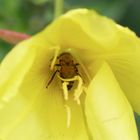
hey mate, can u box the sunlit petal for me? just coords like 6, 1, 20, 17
39, 8, 140, 115
0, 8, 140, 140
85, 62, 138, 140
0, 36, 89, 139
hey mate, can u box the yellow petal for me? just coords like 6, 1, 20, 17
37, 9, 140, 115
85, 62, 138, 140
0, 8, 140, 140
0, 37, 89, 139
106, 26, 140, 114
40, 9, 118, 56
0, 42, 35, 105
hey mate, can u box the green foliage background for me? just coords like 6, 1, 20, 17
1, 0, 140, 58
0, 0, 140, 138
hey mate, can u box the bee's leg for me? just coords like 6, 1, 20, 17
55, 64, 61, 66
75, 65, 83, 78
75, 63, 79, 66
46, 70, 59, 88
50, 46, 60, 70
62, 81, 69, 100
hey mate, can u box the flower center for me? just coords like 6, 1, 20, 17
48, 47, 85, 127
57, 75, 83, 104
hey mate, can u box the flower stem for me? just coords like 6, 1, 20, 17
54, 0, 64, 19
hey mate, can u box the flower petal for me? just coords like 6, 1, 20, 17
0, 36, 89, 139
39, 9, 140, 115
106, 26, 140, 115
41, 9, 118, 55
0, 41, 35, 105
28, 9, 140, 134
85, 62, 138, 140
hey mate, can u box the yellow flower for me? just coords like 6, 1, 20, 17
0, 8, 140, 140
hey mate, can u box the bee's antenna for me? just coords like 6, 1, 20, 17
46, 70, 58, 88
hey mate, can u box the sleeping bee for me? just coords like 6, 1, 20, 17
46, 52, 83, 105
46, 52, 79, 90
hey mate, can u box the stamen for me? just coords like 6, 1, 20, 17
58, 75, 83, 105
73, 76, 83, 105
62, 81, 69, 100
50, 47, 60, 70
57, 75, 78, 82
74, 89, 82, 105
64, 104, 71, 128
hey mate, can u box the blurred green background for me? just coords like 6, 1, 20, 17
0, 0, 140, 137
1, 0, 140, 58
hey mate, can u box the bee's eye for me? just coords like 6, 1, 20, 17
59, 59, 65, 65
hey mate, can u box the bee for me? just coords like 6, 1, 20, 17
46, 52, 80, 90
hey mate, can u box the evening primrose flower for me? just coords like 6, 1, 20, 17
0, 8, 140, 140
